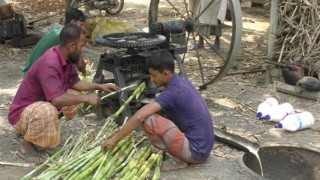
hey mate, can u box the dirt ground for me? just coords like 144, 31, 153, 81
1, 0, 320, 180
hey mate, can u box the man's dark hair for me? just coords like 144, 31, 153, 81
59, 23, 86, 46
65, 8, 87, 25
148, 50, 175, 73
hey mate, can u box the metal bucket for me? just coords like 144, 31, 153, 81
242, 145, 320, 180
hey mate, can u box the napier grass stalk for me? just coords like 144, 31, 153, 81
24, 82, 159, 179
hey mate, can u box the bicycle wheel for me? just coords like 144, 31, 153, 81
149, 0, 242, 90
104, 0, 124, 15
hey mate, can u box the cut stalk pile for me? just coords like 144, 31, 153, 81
275, 0, 320, 73
21, 83, 164, 180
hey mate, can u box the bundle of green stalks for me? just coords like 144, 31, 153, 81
22, 83, 164, 180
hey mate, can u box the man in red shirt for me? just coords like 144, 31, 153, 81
8, 24, 120, 164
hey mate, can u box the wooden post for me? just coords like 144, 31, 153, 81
267, 0, 278, 58
275, 81, 320, 101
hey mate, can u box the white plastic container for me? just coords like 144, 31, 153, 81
256, 97, 279, 118
277, 112, 314, 132
265, 103, 294, 122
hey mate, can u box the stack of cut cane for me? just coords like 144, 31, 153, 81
21, 83, 164, 180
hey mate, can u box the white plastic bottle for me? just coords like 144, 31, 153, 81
277, 112, 314, 132
265, 103, 294, 122
256, 97, 279, 118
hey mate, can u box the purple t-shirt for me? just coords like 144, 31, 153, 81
155, 75, 214, 161
8, 46, 80, 125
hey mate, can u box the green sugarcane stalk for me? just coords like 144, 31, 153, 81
119, 147, 148, 175
111, 148, 137, 178
64, 169, 78, 179
64, 147, 104, 179
135, 136, 147, 147
109, 137, 129, 155
66, 131, 90, 159
134, 148, 152, 177
24, 82, 147, 179
92, 122, 117, 143
21, 148, 64, 180
97, 156, 120, 180
113, 82, 146, 119
92, 151, 109, 179
48, 146, 100, 177
132, 176, 140, 180
85, 83, 137, 111
139, 153, 159, 179
119, 147, 151, 179
68, 151, 103, 180
72, 152, 105, 179
104, 143, 135, 179
59, 135, 76, 161
40, 147, 100, 179
95, 140, 131, 180
116, 146, 148, 179
88, 128, 118, 150
94, 83, 146, 148
136, 153, 155, 177
72, 138, 126, 179
24, 135, 75, 180
94, 118, 114, 141
152, 151, 164, 180
115, 143, 134, 168
94, 117, 118, 144
123, 168, 138, 180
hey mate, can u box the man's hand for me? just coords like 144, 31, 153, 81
101, 138, 117, 151
86, 94, 101, 106
100, 83, 121, 93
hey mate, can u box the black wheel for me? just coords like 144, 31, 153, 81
104, 0, 124, 15
95, 32, 166, 48
149, 0, 242, 90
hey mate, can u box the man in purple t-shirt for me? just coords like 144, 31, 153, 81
8, 24, 119, 164
101, 50, 214, 171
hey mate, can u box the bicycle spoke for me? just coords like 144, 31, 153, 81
182, 32, 191, 64
197, 30, 226, 61
165, 0, 186, 20
194, 0, 216, 22
183, 0, 191, 18
190, 31, 205, 84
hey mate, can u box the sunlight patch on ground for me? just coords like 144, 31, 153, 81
212, 98, 240, 109
0, 116, 14, 135
243, 21, 269, 32
0, 89, 17, 96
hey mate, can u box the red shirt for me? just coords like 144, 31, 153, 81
8, 46, 80, 125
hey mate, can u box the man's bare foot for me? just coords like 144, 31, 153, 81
161, 156, 188, 172
17, 140, 47, 164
